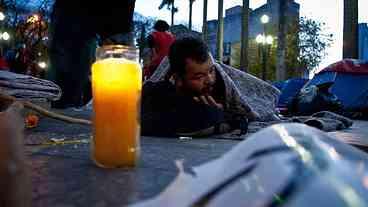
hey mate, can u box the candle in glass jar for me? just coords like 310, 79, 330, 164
91, 55, 141, 168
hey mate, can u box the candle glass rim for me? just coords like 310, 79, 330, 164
96, 44, 138, 61
98, 44, 138, 50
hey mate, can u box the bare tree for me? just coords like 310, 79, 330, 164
2, 0, 29, 29
1, 0, 54, 76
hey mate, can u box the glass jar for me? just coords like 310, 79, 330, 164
91, 45, 141, 168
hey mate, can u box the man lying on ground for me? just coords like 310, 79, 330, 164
141, 36, 255, 137
141, 35, 352, 138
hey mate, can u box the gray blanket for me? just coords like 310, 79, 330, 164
220, 111, 353, 140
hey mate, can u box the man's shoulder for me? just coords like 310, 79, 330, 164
144, 80, 174, 89
142, 80, 176, 115
143, 80, 175, 97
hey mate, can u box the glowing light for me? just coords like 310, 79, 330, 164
0, 12, 5, 21
38, 61, 47, 69
261, 14, 270, 24
256, 34, 265, 44
27, 14, 40, 24
2, 32, 10, 41
256, 34, 273, 45
266, 35, 274, 45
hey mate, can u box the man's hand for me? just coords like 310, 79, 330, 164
193, 95, 223, 109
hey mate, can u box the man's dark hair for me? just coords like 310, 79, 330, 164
153, 20, 170, 32
168, 35, 209, 78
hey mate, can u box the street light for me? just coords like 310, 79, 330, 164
256, 34, 265, 44
256, 34, 273, 80
2, 32, 10, 41
266, 35, 274, 45
258, 14, 271, 80
261, 14, 270, 24
0, 31, 9, 58
0, 12, 5, 21
256, 34, 273, 45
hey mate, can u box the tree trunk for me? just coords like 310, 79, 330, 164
262, 45, 267, 80
202, 0, 208, 42
276, 0, 287, 81
189, 0, 193, 30
216, 0, 224, 62
343, 0, 359, 59
240, 0, 249, 72
171, 0, 175, 26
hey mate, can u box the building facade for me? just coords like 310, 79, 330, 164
206, 0, 300, 61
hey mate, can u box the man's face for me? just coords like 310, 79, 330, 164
176, 57, 216, 96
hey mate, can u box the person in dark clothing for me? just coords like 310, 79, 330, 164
144, 20, 175, 79
48, 0, 136, 108
141, 36, 245, 137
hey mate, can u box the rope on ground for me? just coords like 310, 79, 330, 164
0, 92, 92, 125
25, 138, 90, 147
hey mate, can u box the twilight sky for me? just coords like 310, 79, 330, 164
135, 0, 368, 69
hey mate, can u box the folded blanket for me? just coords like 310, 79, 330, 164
220, 111, 353, 139
0, 71, 61, 101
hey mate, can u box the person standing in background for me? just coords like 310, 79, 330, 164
48, 1, 136, 109
144, 20, 175, 79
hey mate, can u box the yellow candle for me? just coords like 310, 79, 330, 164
91, 57, 142, 168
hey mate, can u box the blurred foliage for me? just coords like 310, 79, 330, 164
231, 16, 333, 81
0, 0, 53, 77
298, 16, 333, 71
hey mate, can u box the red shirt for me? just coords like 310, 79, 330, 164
149, 31, 175, 70
0, 57, 9, 70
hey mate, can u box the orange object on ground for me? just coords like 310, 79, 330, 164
25, 114, 39, 128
